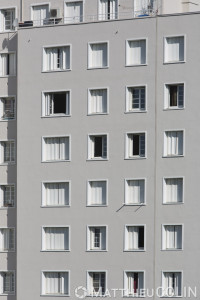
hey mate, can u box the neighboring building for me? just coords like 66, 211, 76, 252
0, 0, 200, 299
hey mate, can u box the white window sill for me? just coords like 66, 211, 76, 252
125, 157, 146, 160
0, 162, 15, 165
0, 250, 15, 253
41, 115, 71, 118
161, 248, 183, 251
0, 293, 15, 295
87, 113, 108, 116
87, 158, 108, 161
87, 204, 108, 207
41, 294, 70, 297
163, 60, 185, 65
86, 250, 107, 252
125, 110, 147, 114
0, 30, 16, 34
42, 160, 71, 163
41, 205, 70, 208
42, 69, 71, 73
160, 295, 182, 298
87, 66, 108, 70
0, 206, 15, 209
163, 202, 183, 205
162, 155, 184, 158
123, 294, 145, 298
124, 249, 145, 252
124, 203, 146, 206
0, 75, 16, 78
0, 118, 16, 122
41, 250, 70, 252
163, 108, 184, 111
125, 63, 147, 67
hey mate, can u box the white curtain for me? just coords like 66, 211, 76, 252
165, 178, 182, 203
128, 40, 146, 65
44, 137, 69, 161
99, 0, 117, 20
45, 47, 70, 71
44, 272, 68, 295
45, 183, 69, 206
126, 272, 143, 296
65, 2, 83, 23
44, 227, 68, 250
90, 181, 106, 205
90, 44, 107, 68
0, 54, 7, 76
0, 229, 14, 251
32, 5, 49, 26
165, 37, 184, 62
164, 225, 182, 249
127, 226, 138, 250
165, 131, 183, 156
127, 180, 144, 204
163, 272, 181, 296
90, 90, 107, 114
134, 0, 149, 15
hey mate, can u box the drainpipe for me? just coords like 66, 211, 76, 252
20, 0, 23, 22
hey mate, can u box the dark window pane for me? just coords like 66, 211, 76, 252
53, 93, 66, 114
133, 135, 139, 155
138, 227, 144, 248
94, 137, 102, 157
169, 86, 177, 106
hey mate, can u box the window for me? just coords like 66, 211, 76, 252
0, 141, 15, 164
125, 179, 145, 205
0, 9, 15, 31
43, 182, 70, 206
32, 5, 49, 26
87, 272, 106, 296
162, 225, 182, 250
87, 226, 106, 251
163, 178, 183, 204
0, 228, 14, 251
0, 97, 15, 120
43, 46, 70, 72
42, 227, 69, 251
98, 0, 118, 20
65, 1, 83, 23
88, 181, 107, 206
164, 131, 183, 157
42, 272, 69, 296
164, 36, 184, 63
0, 185, 15, 208
134, 0, 155, 16
162, 272, 182, 297
43, 92, 70, 117
125, 226, 145, 251
88, 135, 107, 160
126, 133, 145, 158
0, 272, 15, 294
126, 39, 146, 66
43, 137, 70, 162
0, 53, 16, 76
165, 84, 184, 109
126, 86, 146, 112
88, 43, 108, 69
88, 89, 107, 114
124, 271, 144, 297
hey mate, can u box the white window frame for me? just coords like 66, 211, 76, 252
164, 83, 185, 110
0, 7, 17, 32
88, 41, 109, 69
98, 0, 118, 20
42, 89, 71, 117
0, 95, 16, 121
162, 224, 183, 251
0, 183, 15, 209
87, 225, 108, 251
126, 38, 147, 66
0, 227, 15, 252
42, 44, 71, 72
124, 178, 146, 206
161, 271, 183, 297
125, 85, 147, 113
41, 225, 70, 252
87, 133, 108, 160
163, 177, 184, 205
30, 3, 50, 26
124, 270, 145, 297
0, 52, 16, 77
64, 0, 84, 23
0, 140, 15, 165
0, 271, 15, 295
125, 132, 146, 159
42, 180, 71, 207
163, 130, 184, 158
87, 87, 109, 115
124, 224, 146, 252
86, 271, 107, 297
87, 179, 108, 206
42, 135, 71, 162
41, 270, 70, 296
164, 35, 185, 64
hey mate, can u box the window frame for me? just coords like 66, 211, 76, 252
87, 87, 109, 115
123, 270, 145, 297
164, 35, 186, 64
161, 224, 183, 251
0, 270, 15, 295
125, 84, 147, 113
0, 183, 15, 209
164, 82, 185, 110
87, 41, 109, 70
42, 44, 72, 73
0, 7, 17, 32
87, 225, 108, 252
0, 95, 16, 122
41, 270, 70, 296
41, 180, 71, 208
0, 227, 15, 252
124, 224, 146, 252
162, 176, 184, 205
87, 179, 108, 207
86, 270, 107, 297
0, 52, 16, 77
125, 131, 147, 160
98, 0, 118, 20
163, 129, 184, 158
126, 38, 148, 67
42, 135, 71, 163
64, 0, 84, 23
41, 89, 71, 118
30, 2, 50, 26
0, 139, 15, 165
124, 178, 146, 206
161, 271, 183, 297
41, 225, 70, 252
87, 133, 108, 161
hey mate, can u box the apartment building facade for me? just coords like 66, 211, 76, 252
0, 0, 200, 299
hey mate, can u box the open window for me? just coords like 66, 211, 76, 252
43, 92, 70, 116
88, 135, 107, 160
